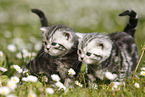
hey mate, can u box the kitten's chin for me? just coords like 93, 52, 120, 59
83, 59, 96, 65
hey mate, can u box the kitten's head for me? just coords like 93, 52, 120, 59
41, 24, 78, 56
76, 33, 113, 65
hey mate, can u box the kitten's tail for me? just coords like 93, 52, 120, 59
31, 9, 49, 27
119, 9, 138, 37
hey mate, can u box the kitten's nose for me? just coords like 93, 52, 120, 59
81, 57, 84, 60
47, 48, 49, 50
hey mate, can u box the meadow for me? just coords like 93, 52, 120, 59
0, 0, 145, 96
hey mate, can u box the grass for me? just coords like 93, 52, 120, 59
0, 0, 145, 97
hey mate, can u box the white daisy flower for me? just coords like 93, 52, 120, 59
141, 67, 145, 71
45, 87, 54, 94
112, 84, 120, 91
0, 51, 4, 57
140, 71, 145, 76
75, 81, 83, 87
27, 75, 38, 83
16, 52, 22, 59
0, 67, 7, 72
6, 94, 17, 97
7, 80, 17, 90
0, 86, 11, 96
7, 44, 17, 52
55, 82, 65, 89
10, 76, 19, 83
12, 65, 23, 73
22, 77, 28, 82
105, 72, 116, 80
23, 69, 29, 75
68, 68, 76, 75
28, 90, 37, 97
134, 82, 140, 88
51, 74, 60, 82
21, 49, 29, 58
42, 76, 48, 82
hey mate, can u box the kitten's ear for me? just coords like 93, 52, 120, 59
63, 32, 72, 41
76, 33, 85, 40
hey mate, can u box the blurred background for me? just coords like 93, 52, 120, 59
0, 0, 145, 65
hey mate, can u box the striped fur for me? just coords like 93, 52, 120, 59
27, 9, 82, 86
77, 10, 139, 85
119, 9, 138, 37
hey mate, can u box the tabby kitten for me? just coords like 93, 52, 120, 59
27, 9, 82, 86
76, 10, 139, 85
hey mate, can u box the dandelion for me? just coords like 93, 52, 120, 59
28, 90, 37, 97
140, 71, 145, 76
0, 67, 7, 72
0, 51, 4, 57
42, 76, 48, 82
22, 77, 28, 82
105, 72, 116, 80
55, 81, 66, 90
12, 65, 23, 73
51, 74, 60, 82
0, 86, 11, 96
134, 82, 140, 88
45, 87, 54, 94
68, 68, 76, 75
10, 76, 19, 83
7, 80, 17, 90
75, 81, 83, 87
27, 75, 38, 83
7, 44, 17, 52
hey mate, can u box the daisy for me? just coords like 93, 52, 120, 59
0, 86, 11, 96
0, 67, 7, 72
42, 76, 48, 82
68, 68, 76, 75
55, 81, 66, 90
51, 74, 60, 82
45, 87, 54, 94
22, 77, 29, 82
0, 51, 4, 57
10, 76, 19, 83
134, 82, 140, 88
75, 81, 83, 87
28, 90, 37, 97
105, 72, 116, 80
12, 65, 22, 73
27, 75, 38, 83
141, 67, 145, 71
140, 71, 145, 76
7, 80, 17, 90
7, 44, 17, 52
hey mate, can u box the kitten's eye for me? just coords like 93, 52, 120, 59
86, 52, 91, 56
51, 42, 57, 46
78, 50, 81, 54
43, 41, 47, 45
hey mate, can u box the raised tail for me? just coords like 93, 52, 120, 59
31, 9, 49, 27
119, 9, 138, 37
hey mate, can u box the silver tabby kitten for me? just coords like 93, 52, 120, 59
76, 10, 139, 85
27, 9, 82, 86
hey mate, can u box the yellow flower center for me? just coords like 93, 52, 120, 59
2, 91, 6, 95
16, 67, 20, 70
69, 71, 72, 73
13, 79, 16, 82
143, 72, 145, 75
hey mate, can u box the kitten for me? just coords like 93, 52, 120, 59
27, 9, 82, 86
76, 10, 139, 85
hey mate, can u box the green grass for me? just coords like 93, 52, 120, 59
0, 0, 145, 96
